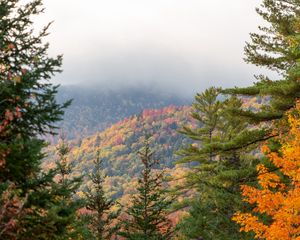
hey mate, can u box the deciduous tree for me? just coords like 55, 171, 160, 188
233, 101, 300, 240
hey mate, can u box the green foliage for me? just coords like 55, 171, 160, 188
0, 1, 77, 239
83, 150, 120, 240
178, 88, 249, 166
223, 0, 300, 149
177, 88, 257, 240
18, 138, 83, 240
118, 140, 174, 240
179, 87, 222, 163
177, 158, 257, 240
0, 0, 70, 183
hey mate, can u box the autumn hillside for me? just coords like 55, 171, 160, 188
44, 105, 192, 199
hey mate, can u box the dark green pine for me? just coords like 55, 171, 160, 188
222, 0, 300, 149
177, 89, 256, 240
118, 140, 174, 240
0, 0, 70, 183
0, 1, 78, 239
178, 87, 223, 164
83, 149, 120, 240
18, 137, 83, 240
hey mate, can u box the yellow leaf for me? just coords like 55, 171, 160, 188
12, 76, 21, 84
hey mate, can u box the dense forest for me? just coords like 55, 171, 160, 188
1, 0, 300, 239
56, 86, 190, 139
44, 106, 192, 200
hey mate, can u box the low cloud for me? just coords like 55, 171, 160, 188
37, 0, 267, 96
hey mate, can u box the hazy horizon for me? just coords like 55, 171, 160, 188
34, 0, 271, 96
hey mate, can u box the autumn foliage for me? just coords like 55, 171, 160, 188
0, 184, 28, 239
233, 102, 300, 240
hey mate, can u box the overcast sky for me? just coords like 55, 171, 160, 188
36, 0, 266, 95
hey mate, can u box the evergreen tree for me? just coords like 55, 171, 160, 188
177, 89, 256, 240
19, 137, 83, 239
54, 137, 87, 240
83, 149, 120, 240
222, 0, 300, 149
0, 0, 74, 238
55, 135, 73, 186
118, 140, 174, 240
178, 87, 222, 164
0, 0, 70, 183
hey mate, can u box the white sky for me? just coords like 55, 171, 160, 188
35, 0, 265, 95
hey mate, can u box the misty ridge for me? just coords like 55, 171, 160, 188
56, 84, 192, 139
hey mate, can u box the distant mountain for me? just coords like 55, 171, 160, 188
45, 105, 193, 199
56, 85, 191, 139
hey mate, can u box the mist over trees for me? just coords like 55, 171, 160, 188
1, 0, 300, 240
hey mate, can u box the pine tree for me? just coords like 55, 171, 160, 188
0, 0, 73, 238
222, 0, 300, 149
177, 89, 256, 240
53, 136, 85, 239
177, 88, 250, 185
19, 137, 83, 239
118, 140, 174, 240
178, 87, 222, 164
83, 150, 120, 240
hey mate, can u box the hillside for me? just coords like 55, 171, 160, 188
56, 85, 191, 139
45, 105, 193, 199
47, 94, 265, 198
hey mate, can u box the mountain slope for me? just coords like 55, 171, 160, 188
56, 85, 191, 139
45, 105, 192, 198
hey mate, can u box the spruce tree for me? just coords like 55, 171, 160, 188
222, 0, 300, 149
55, 136, 94, 240
118, 140, 174, 240
19, 137, 83, 239
0, 0, 73, 238
177, 89, 256, 240
83, 150, 120, 240
0, 0, 70, 182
